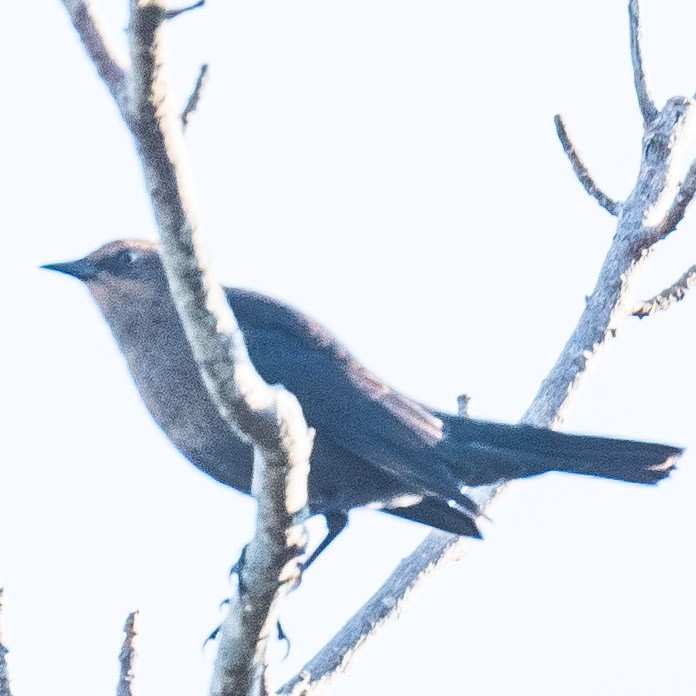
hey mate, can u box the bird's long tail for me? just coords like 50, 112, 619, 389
438, 416, 683, 486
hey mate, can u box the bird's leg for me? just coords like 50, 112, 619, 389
215, 543, 292, 655
204, 544, 250, 646
302, 511, 349, 570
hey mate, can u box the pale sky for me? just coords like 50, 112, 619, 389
2, 1, 695, 694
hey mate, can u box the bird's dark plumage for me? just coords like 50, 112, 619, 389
42, 240, 683, 559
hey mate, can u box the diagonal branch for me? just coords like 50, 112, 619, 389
166, 0, 205, 21
279, 532, 465, 695
279, 21, 696, 696
60, 0, 128, 107
181, 64, 209, 130
633, 264, 696, 317
554, 114, 622, 215
629, 0, 658, 125
658, 158, 696, 236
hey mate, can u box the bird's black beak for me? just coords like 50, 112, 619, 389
41, 257, 97, 281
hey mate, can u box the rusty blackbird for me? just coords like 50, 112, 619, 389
43, 240, 682, 562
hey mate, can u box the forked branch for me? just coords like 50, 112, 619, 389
61, 2, 314, 695
58, 1, 696, 695
279, 3, 696, 692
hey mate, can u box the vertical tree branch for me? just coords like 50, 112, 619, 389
61, 2, 314, 694
116, 612, 139, 696
0, 590, 12, 696
629, 0, 658, 124
126, 4, 314, 694
211, 443, 311, 696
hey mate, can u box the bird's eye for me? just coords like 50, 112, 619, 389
100, 247, 141, 275
117, 249, 138, 266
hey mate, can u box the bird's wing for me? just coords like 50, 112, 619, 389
227, 288, 475, 510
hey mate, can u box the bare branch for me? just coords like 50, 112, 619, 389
0, 589, 12, 696
526, 96, 696, 427
60, 0, 128, 107
60, 2, 314, 694
633, 264, 696, 317
61, 1, 696, 693
211, 436, 310, 696
554, 115, 622, 215
116, 612, 139, 696
127, 1, 167, 119
126, 4, 313, 694
279, 532, 465, 695
279, 54, 696, 696
181, 64, 209, 130
166, 0, 205, 20
658, 158, 696, 236
629, 0, 658, 124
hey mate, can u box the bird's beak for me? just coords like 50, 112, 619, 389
41, 257, 97, 281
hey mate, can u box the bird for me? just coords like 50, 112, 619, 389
42, 239, 682, 565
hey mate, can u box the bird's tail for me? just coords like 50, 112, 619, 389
438, 416, 682, 486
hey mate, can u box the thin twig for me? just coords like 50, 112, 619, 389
554, 115, 621, 215
181, 64, 209, 130
633, 264, 696, 317
0, 589, 11, 696
629, 0, 658, 124
60, 0, 128, 107
116, 612, 139, 696
456, 394, 471, 417
166, 0, 205, 20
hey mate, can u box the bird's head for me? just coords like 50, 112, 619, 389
42, 239, 169, 311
